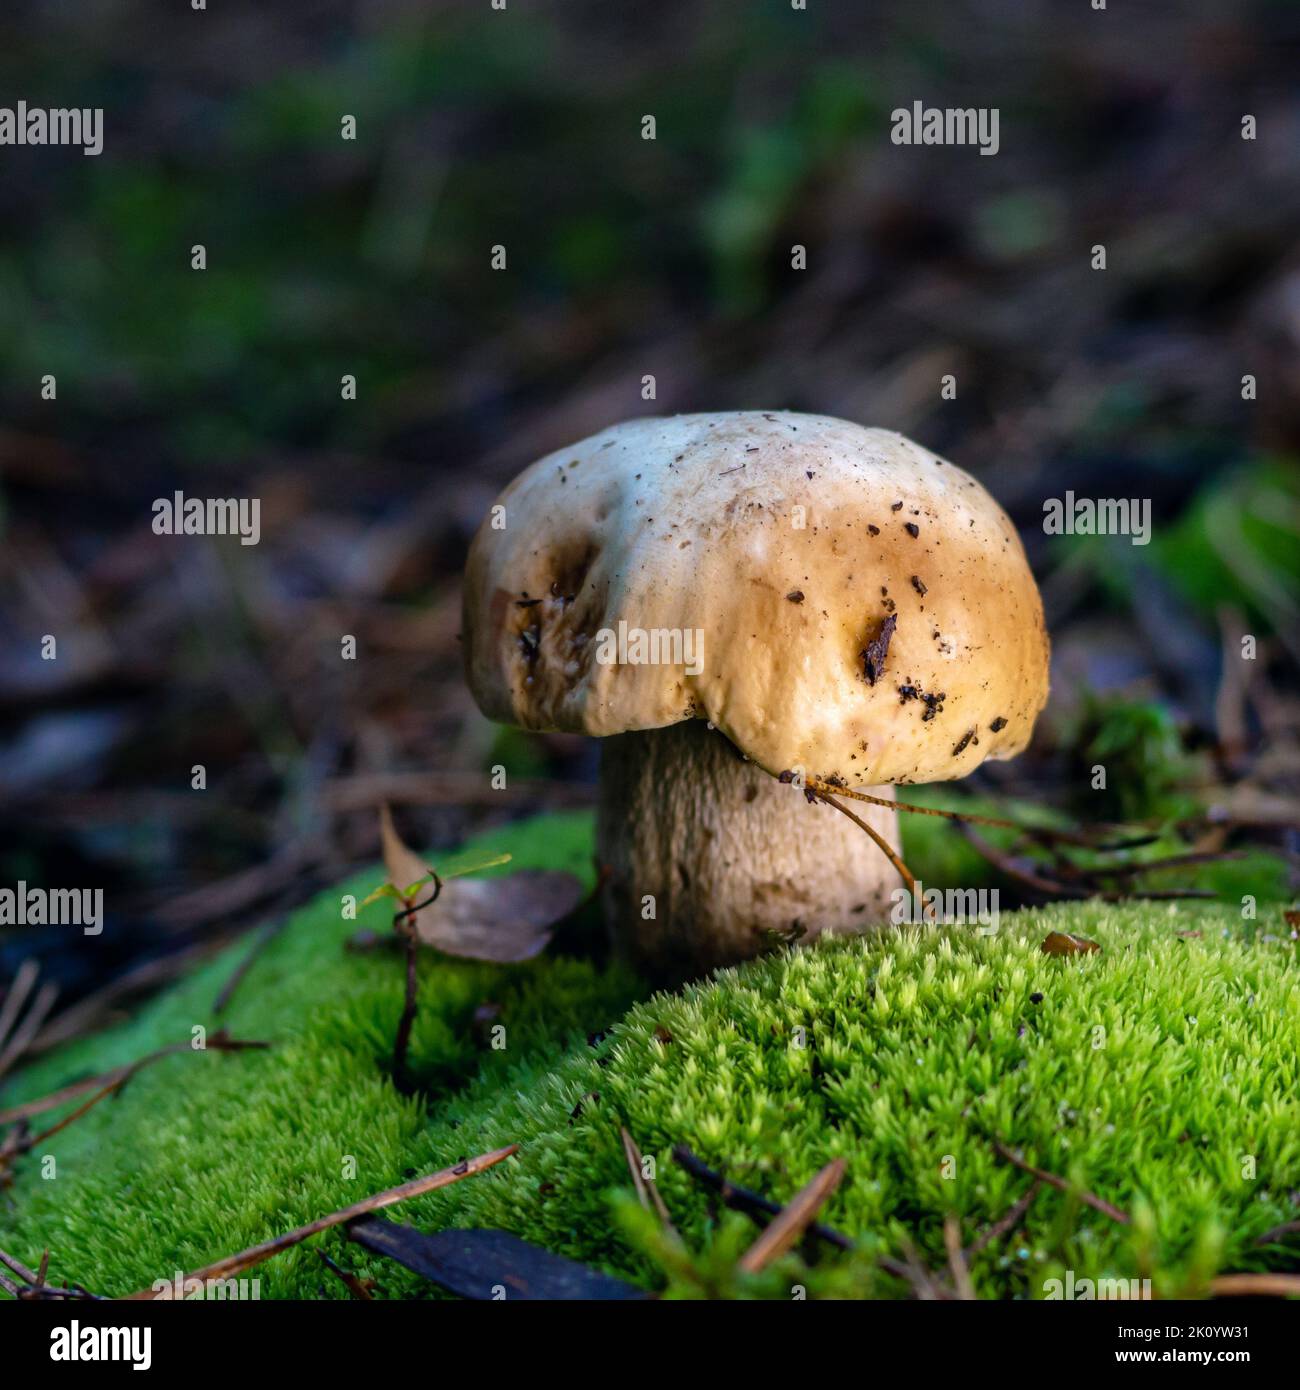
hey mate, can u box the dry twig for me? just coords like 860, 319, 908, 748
991, 1141, 1129, 1225
0, 961, 59, 1080
800, 776, 1026, 830
737, 1159, 846, 1274
213, 915, 288, 1015
672, 1145, 854, 1251
963, 1180, 1041, 1260
316, 1249, 375, 1300
943, 1214, 976, 1300
0, 1033, 268, 1165
1208, 1273, 1300, 1297
1254, 1219, 1300, 1246
121, 1144, 518, 1299
816, 791, 928, 907
620, 1127, 676, 1236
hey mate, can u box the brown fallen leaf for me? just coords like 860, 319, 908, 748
1040, 931, 1101, 957
376, 804, 583, 962
419, 872, 583, 961
378, 802, 439, 915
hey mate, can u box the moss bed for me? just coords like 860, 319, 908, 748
1, 809, 1297, 1299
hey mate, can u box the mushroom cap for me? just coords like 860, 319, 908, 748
463, 412, 1049, 786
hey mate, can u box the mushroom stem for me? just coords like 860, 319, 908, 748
596, 721, 902, 977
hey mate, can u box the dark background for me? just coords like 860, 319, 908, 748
1, 0, 1297, 1057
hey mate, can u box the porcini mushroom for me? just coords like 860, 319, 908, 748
463, 412, 1049, 976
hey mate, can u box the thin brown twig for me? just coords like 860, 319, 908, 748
19, 1282, 107, 1302
816, 791, 927, 908
0, 960, 40, 1053
873, 1256, 934, 1295
1075, 850, 1247, 880
323, 771, 595, 813
960, 823, 1214, 903
1254, 1219, 1300, 1246
671, 1145, 958, 1296
620, 1127, 676, 1236
738, 1159, 847, 1275
391, 877, 440, 1091
1027, 828, 1160, 853
807, 759, 1246, 902
991, 1141, 1130, 1225
944, 1214, 976, 1300
0, 979, 59, 1080
0, 1069, 131, 1127
393, 931, 419, 1080
18, 1076, 134, 1156
0, 1033, 269, 1162
1208, 1272, 1300, 1297
894, 1234, 952, 1300
963, 1180, 1041, 1259
1, 1120, 31, 1166
0, 1246, 105, 1302
672, 1145, 854, 1252
153, 838, 320, 929
960, 823, 1096, 897
316, 1249, 375, 1300
213, 915, 288, 1016
0, 1245, 107, 1295
28, 946, 211, 1059
392, 929, 420, 1090
121, 1144, 519, 1299
801, 776, 1027, 831
0, 1246, 38, 1284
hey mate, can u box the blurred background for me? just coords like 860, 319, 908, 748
1, 0, 1297, 1058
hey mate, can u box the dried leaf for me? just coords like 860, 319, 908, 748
379, 803, 435, 910
418, 871, 582, 961
1040, 931, 1102, 957
376, 805, 579, 962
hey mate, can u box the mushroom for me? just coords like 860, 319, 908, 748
462, 412, 1049, 976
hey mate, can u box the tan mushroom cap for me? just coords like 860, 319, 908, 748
463, 412, 1049, 786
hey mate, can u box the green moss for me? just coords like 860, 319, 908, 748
419, 897, 1300, 1299
0, 811, 637, 1300
2, 810, 1296, 1300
